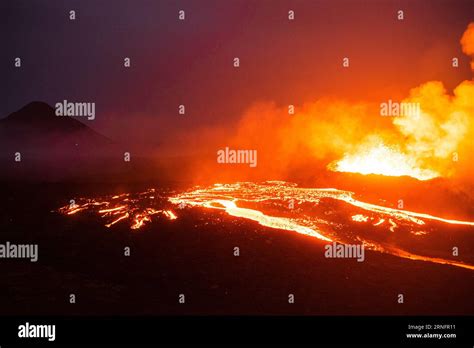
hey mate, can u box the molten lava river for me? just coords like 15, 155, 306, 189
57, 181, 474, 271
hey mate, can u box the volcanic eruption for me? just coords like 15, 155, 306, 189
57, 23, 474, 273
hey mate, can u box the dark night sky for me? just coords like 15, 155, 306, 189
2, 0, 474, 153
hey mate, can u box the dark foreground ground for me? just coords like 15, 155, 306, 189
0, 183, 472, 316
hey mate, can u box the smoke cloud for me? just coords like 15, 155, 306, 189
200, 22, 474, 185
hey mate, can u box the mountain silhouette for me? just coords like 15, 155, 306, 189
0, 101, 111, 154
0, 101, 174, 183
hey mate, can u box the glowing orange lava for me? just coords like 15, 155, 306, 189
57, 189, 177, 230
57, 181, 474, 271
329, 141, 440, 181
169, 181, 474, 271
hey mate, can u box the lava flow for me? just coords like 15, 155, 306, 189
57, 189, 177, 230
57, 181, 474, 271
169, 181, 474, 271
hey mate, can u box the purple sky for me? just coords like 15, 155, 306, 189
3, 0, 473, 152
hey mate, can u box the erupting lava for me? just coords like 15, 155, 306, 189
222, 24, 474, 182
327, 23, 474, 181
329, 141, 440, 181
